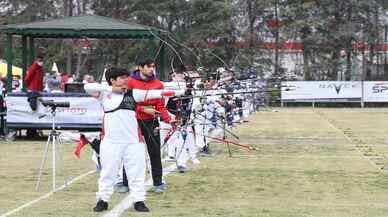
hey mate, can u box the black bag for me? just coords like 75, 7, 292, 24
27, 91, 41, 111
90, 138, 101, 154
0, 95, 5, 112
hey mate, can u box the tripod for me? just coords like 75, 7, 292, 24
36, 105, 67, 192
193, 107, 233, 157
222, 113, 232, 157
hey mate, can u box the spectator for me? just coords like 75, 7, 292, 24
60, 72, 70, 91
82, 74, 90, 83
24, 56, 44, 92
12, 75, 22, 92
88, 75, 96, 83
47, 74, 62, 93
24, 55, 45, 137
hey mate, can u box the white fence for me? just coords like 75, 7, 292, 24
6, 93, 102, 130
281, 81, 388, 106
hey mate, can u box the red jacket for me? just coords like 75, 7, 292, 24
24, 63, 44, 91
128, 71, 171, 123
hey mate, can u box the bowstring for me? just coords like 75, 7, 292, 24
148, 30, 190, 165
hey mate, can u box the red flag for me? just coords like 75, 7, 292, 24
74, 134, 89, 158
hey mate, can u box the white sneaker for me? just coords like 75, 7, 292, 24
192, 158, 201, 165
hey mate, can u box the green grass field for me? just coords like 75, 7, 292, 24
1, 108, 388, 217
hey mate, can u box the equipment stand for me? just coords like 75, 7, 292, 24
223, 114, 232, 157
36, 106, 67, 192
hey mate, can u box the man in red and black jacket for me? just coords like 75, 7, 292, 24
24, 56, 44, 92
124, 58, 172, 193
24, 55, 45, 137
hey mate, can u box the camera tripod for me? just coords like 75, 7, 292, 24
36, 105, 68, 192
221, 114, 232, 157
192, 106, 234, 157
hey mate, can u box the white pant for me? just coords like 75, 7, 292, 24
243, 106, 250, 119
159, 121, 172, 156
187, 129, 199, 160
165, 127, 198, 165
194, 123, 208, 149
166, 130, 179, 158
96, 139, 146, 202
166, 128, 178, 158
175, 129, 196, 167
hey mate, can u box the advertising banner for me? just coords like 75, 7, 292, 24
363, 81, 388, 102
6, 93, 102, 130
281, 81, 362, 102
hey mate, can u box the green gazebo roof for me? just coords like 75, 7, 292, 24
1, 15, 169, 92
0, 15, 162, 38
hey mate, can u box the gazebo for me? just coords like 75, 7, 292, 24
0, 15, 167, 92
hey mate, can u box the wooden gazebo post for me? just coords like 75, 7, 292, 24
6, 33, 13, 93
158, 40, 166, 81
22, 36, 28, 92
29, 37, 35, 65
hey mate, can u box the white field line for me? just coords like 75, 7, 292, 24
313, 111, 382, 171
103, 164, 176, 217
236, 154, 363, 159
0, 170, 96, 217
298, 201, 388, 208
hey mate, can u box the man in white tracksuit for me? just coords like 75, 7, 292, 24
84, 68, 184, 213
162, 80, 200, 167
160, 80, 185, 159
191, 91, 208, 159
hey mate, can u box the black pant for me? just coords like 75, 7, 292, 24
123, 119, 162, 187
